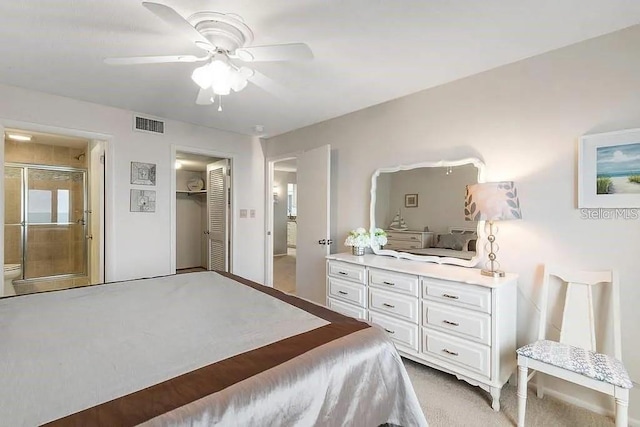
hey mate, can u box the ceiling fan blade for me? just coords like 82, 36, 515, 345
235, 43, 313, 62
142, 2, 214, 51
195, 87, 215, 105
104, 55, 207, 65
248, 70, 292, 101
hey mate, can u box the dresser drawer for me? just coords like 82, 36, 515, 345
386, 231, 423, 242
369, 288, 418, 323
369, 311, 419, 352
423, 329, 490, 378
369, 268, 419, 297
422, 278, 491, 314
327, 261, 366, 284
385, 240, 424, 250
423, 301, 491, 345
328, 277, 367, 308
327, 298, 367, 320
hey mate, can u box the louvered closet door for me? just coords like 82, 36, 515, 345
206, 159, 229, 271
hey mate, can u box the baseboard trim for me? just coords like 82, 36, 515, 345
532, 384, 639, 426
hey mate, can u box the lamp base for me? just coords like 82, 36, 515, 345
481, 269, 505, 278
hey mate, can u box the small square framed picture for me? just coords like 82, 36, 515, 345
579, 128, 640, 207
131, 161, 156, 186
405, 193, 418, 208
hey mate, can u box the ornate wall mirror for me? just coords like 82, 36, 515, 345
369, 158, 485, 267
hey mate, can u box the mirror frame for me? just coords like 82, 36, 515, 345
369, 157, 486, 267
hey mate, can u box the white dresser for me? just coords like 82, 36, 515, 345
326, 253, 517, 411
384, 230, 434, 251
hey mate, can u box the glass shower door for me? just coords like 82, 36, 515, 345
24, 168, 87, 279
4, 167, 24, 275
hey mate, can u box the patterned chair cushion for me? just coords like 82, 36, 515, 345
517, 340, 633, 389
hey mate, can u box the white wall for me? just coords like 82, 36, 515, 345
0, 83, 265, 284
266, 25, 640, 420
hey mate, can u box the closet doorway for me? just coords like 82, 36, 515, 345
272, 158, 297, 294
174, 151, 231, 273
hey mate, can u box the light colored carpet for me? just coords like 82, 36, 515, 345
274, 248, 296, 294
403, 358, 614, 427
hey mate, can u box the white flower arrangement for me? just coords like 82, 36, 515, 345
371, 228, 388, 248
344, 227, 388, 248
344, 227, 370, 248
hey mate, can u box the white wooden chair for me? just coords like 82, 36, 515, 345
516, 266, 633, 427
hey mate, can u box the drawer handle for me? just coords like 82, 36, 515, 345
384, 328, 395, 334
382, 303, 395, 309
442, 293, 459, 300
382, 281, 395, 286
337, 271, 348, 276
443, 320, 459, 327
442, 348, 459, 356
338, 290, 348, 295
410, 236, 417, 240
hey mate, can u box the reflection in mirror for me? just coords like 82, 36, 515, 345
370, 159, 485, 267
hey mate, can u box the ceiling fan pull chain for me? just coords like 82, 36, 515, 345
218, 95, 223, 112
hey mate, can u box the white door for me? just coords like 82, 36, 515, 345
296, 145, 331, 305
88, 140, 105, 284
207, 159, 230, 271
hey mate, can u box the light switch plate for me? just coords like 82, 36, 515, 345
250, 209, 256, 218
239, 209, 248, 218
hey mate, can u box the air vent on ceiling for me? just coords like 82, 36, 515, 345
133, 115, 165, 134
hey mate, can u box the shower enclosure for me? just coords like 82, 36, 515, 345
5, 164, 88, 281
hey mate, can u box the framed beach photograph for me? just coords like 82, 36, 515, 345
130, 161, 156, 186
405, 193, 418, 208
579, 128, 640, 208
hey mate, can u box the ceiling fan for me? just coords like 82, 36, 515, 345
104, 2, 313, 110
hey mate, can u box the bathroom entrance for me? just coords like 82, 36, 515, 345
6, 165, 87, 278
3, 129, 102, 296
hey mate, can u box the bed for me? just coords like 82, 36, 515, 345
397, 227, 478, 260
0, 271, 427, 426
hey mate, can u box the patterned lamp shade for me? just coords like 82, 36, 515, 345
465, 181, 522, 221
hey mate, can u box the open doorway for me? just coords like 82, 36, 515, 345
266, 145, 331, 304
272, 158, 297, 294
2, 128, 105, 296
174, 150, 232, 274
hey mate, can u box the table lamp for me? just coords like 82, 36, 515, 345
464, 181, 521, 277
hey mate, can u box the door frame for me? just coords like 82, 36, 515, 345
170, 145, 235, 274
0, 119, 112, 285
264, 152, 301, 287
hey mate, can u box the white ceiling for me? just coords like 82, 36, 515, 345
1, 1, 640, 138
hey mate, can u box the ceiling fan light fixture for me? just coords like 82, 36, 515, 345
230, 69, 249, 92
212, 81, 231, 96
191, 63, 214, 89
209, 59, 231, 80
